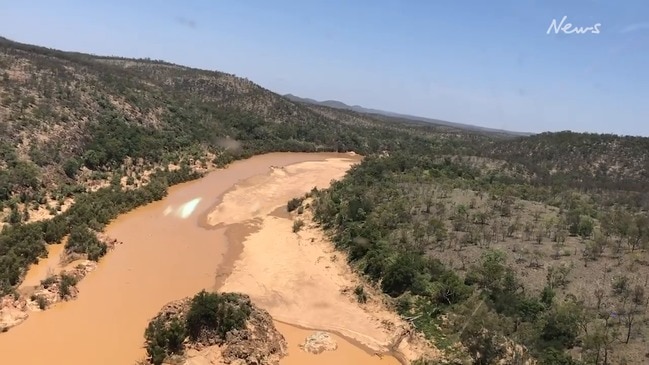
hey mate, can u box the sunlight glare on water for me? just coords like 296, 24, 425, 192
178, 197, 201, 219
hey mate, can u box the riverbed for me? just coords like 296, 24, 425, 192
0, 152, 407, 365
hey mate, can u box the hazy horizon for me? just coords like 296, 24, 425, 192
1, 0, 647, 136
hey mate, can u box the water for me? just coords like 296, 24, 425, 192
0, 152, 401, 365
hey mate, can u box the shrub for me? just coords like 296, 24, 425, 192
59, 272, 78, 298
40, 275, 57, 289
31, 294, 48, 310
144, 317, 186, 365
287, 197, 304, 212
185, 290, 252, 341
354, 285, 368, 303
63, 158, 80, 179
65, 225, 107, 261
292, 219, 305, 233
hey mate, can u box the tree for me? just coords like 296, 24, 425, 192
540, 301, 584, 349
381, 254, 422, 297
185, 290, 251, 340
627, 214, 649, 252
582, 315, 618, 365
577, 216, 594, 238
65, 225, 107, 261
436, 271, 471, 305
144, 317, 185, 365
566, 209, 581, 236
473, 250, 507, 292
63, 158, 81, 178
8, 205, 21, 224
540, 285, 555, 307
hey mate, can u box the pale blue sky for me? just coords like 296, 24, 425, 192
1, 1, 648, 135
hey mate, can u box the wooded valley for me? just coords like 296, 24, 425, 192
1, 36, 648, 364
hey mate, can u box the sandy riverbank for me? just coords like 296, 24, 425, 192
0, 152, 436, 365
207, 158, 438, 364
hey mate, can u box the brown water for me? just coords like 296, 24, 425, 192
0, 152, 402, 365
18, 243, 65, 290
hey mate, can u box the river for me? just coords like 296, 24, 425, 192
0, 152, 402, 365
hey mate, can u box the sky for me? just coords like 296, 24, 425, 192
1, 0, 648, 136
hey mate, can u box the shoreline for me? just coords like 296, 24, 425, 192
211, 212, 417, 365
202, 156, 432, 364
0, 152, 429, 365
1, 152, 358, 334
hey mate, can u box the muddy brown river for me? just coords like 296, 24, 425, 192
0, 153, 401, 365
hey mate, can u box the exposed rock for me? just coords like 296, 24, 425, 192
0, 296, 28, 332
145, 292, 287, 365
300, 331, 338, 354
0, 259, 98, 331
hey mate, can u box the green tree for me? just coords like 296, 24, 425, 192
577, 216, 594, 238
185, 290, 251, 340
540, 301, 584, 349
63, 158, 81, 178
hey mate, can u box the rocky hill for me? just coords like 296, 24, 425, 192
140, 290, 286, 365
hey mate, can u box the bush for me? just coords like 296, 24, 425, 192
31, 294, 48, 309
286, 198, 304, 213
354, 285, 368, 303
144, 317, 186, 365
59, 272, 78, 298
292, 219, 305, 233
40, 275, 57, 289
63, 158, 80, 179
287, 197, 304, 212
185, 290, 252, 340
65, 225, 107, 261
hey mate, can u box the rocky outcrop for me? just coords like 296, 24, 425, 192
0, 296, 28, 332
300, 331, 338, 354
0, 259, 97, 332
145, 293, 287, 365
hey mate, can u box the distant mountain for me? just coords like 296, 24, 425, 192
284, 94, 532, 137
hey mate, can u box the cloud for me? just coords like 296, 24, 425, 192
620, 22, 649, 34
175, 16, 197, 28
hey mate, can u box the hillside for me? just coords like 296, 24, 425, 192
482, 131, 649, 194
308, 151, 649, 365
0, 36, 482, 296
0, 36, 458, 220
2, 36, 649, 365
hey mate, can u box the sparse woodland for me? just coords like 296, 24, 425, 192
2, 36, 649, 364
309, 151, 649, 364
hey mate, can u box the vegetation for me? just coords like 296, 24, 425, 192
65, 225, 107, 261
287, 197, 304, 212
0, 167, 198, 295
58, 272, 78, 298
1, 36, 471, 296
30, 294, 48, 310
3, 36, 649, 364
311, 151, 649, 364
144, 290, 252, 365
292, 219, 305, 233
354, 285, 368, 304
144, 317, 186, 365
